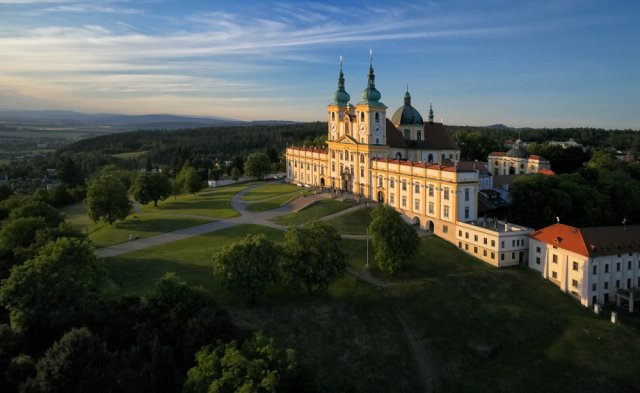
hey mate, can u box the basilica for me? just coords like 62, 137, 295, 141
286, 56, 532, 266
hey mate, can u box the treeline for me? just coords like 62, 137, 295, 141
508, 152, 640, 229
0, 188, 312, 392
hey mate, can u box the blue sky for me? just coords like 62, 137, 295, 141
1, 0, 639, 128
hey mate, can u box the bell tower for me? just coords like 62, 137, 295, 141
327, 56, 350, 142
355, 50, 387, 146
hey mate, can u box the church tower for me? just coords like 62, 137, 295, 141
355, 50, 387, 146
327, 57, 351, 142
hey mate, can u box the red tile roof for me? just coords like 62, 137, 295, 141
537, 168, 556, 176
489, 152, 506, 157
287, 146, 328, 154
530, 223, 640, 257
371, 157, 476, 173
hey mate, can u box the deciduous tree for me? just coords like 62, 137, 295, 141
213, 234, 280, 304
176, 166, 201, 194
282, 220, 345, 294
368, 205, 419, 275
243, 152, 272, 179
85, 174, 130, 224
132, 172, 172, 207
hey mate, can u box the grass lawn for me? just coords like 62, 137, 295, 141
139, 183, 251, 218
239, 183, 301, 201
105, 224, 419, 393
244, 193, 300, 212
346, 235, 640, 392
326, 205, 372, 235
62, 202, 210, 248
270, 199, 356, 226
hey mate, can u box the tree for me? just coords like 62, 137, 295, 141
0, 183, 12, 201
230, 167, 241, 181
132, 172, 172, 207
243, 152, 272, 179
184, 331, 297, 393
176, 166, 201, 194
368, 205, 419, 275
57, 156, 83, 188
9, 201, 64, 227
213, 234, 280, 304
0, 237, 112, 338
85, 174, 130, 224
282, 220, 345, 294
24, 327, 112, 393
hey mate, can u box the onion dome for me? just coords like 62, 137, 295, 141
391, 90, 424, 125
506, 139, 528, 158
359, 50, 383, 106
331, 58, 350, 105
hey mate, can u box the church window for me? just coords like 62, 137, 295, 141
375, 113, 380, 123
443, 188, 450, 200
331, 112, 335, 121
402, 180, 407, 191
360, 167, 364, 177
360, 112, 365, 122
404, 129, 410, 139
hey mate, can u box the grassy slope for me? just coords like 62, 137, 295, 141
270, 199, 355, 226
62, 202, 209, 248
239, 183, 301, 201
325, 206, 373, 235
138, 183, 253, 218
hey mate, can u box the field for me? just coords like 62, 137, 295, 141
78, 182, 640, 392
271, 199, 356, 226
239, 183, 301, 201
138, 183, 252, 218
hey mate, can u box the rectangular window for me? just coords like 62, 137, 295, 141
617, 263, 620, 272
474, 246, 478, 253
572, 279, 578, 287
464, 207, 469, 219
465, 244, 469, 251
402, 180, 407, 191
512, 240, 515, 247
552, 271, 558, 279
604, 282, 609, 290
501, 253, 505, 261
378, 176, 383, 187
428, 185, 434, 197
465, 188, 470, 202
443, 225, 448, 233
483, 238, 487, 245
350, 153, 354, 162
458, 230, 462, 236
415, 184, 420, 193
573, 262, 579, 271
390, 178, 395, 188
414, 199, 420, 211
483, 250, 487, 257
616, 280, 620, 288
627, 278, 631, 288
552, 254, 558, 264
443, 206, 449, 218
428, 202, 434, 214
593, 265, 597, 274
512, 252, 515, 259
401, 196, 407, 207
501, 241, 505, 248
360, 167, 364, 177
628, 261, 632, 270
390, 193, 395, 204
491, 252, 495, 259
605, 264, 609, 273
536, 257, 541, 264
465, 232, 469, 239
592, 283, 597, 292
331, 151, 335, 158
458, 241, 462, 248
491, 240, 495, 247
417, 130, 422, 141
536, 246, 541, 253
443, 188, 450, 200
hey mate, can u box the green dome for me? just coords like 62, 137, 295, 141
331, 63, 350, 105
391, 91, 423, 125
359, 60, 383, 106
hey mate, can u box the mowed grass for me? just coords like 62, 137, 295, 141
326, 205, 372, 235
105, 224, 420, 393
270, 199, 356, 226
62, 203, 210, 248
244, 193, 300, 212
345, 235, 640, 392
139, 183, 252, 218
239, 183, 301, 201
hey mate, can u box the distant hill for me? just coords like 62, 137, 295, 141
0, 110, 296, 131
486, 124, 510, 129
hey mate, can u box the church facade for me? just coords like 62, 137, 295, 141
286, 56, 533, 259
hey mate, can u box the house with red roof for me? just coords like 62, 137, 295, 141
529, 223, 640, 310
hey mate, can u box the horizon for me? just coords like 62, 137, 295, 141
1, 0, 639, 129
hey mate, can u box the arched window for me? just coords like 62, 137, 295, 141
375, 113, 380, 123
427, 154, 434, 163
360, 153, 365, 163
417, 131, 422, 141
331, 112, 335, 121
360, 112, 365, 122
396, 152, 402, 160
441, 153, 446, 161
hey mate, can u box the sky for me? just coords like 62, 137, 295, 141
1, 0, 639, 129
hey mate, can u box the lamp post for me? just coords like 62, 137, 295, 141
365, 228, 370, 269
